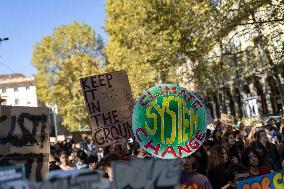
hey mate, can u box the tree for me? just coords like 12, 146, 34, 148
105, 0, 213, 97
32, 22, 105, 131
105, 0, 271, 98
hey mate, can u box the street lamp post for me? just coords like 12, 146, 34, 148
0, 37, 9, 117
0, 95, 6, 119
52, 104, 58, 139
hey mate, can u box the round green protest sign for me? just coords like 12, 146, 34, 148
132, 84, 207, 159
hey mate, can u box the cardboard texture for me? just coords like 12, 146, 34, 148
0, 106, 50, 181
113, 159, 181, 189
237, 169, 284, 189
40, 169, 110, 189
0, 164, 26, 183
80, 71, 134, 147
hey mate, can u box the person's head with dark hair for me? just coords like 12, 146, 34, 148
224, 164, 250, 188
249, 140, 276, 171
239, 122, 245, 131
50, 145, 56, 151
109, 144, 116, 153
222, 130, 241, 164
212, 128, 222, 145
96, 160, 105, 171
208, 145, 230, 169
49, 150, 60, 171
113, 144, 125, 155
88, 155, 98, 170
60, 151, 67, 156
50, 150, 56, 157
255, 129, 269, 147
233, 129, 240, 136
208, 145, 230, 170
101, 152, 121, 181
55, 142, 62, 154
50, 150, 60, 162
240, 146, 271, 176
193, 146, 208, 175
206, 129, 212, 139
182, 155, 201, 172
144, 155, 151, 159
208, 145, 233, 189
59, 151, 69, 165
75, 150, 88, 169
270, 118, 277, 127
103, 146, 111, 156
222, 131, 236, 147
250, 141, 266, 161
225, 125, 233, 133
108, 144, 129, 160
77, 149, 87, 163
59, 151, 74, 170
241, 147, 259, 168
133, 142, 140, 156
181, 154, 213, 189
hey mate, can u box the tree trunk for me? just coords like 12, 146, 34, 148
215, 92, 221, 118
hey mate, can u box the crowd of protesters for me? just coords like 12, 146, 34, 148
49, 118, 284, 189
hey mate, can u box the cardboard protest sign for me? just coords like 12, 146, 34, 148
0, 165, 25, 183
49, 137, 56, 143
237, 169, 284, 189
132, 84, 207, 159
113, 158, 181, 189
0, 180, 38, 189
56, 135, 65, 141
80, 71, 134, 147
243, 97, 260, 118
0, 106, 50, 181
39, 169, 110, 189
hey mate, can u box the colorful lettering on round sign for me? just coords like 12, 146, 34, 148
132, 84, 207, 159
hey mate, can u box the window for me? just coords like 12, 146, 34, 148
26, 86, 30, 90
14, 88, 18, 92
15, 99, 19, 105
2, 89, 6, 93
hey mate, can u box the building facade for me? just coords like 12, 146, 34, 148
205, 72, 284, 120
0, 73, 38, 107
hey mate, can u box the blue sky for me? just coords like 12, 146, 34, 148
0, 0, 106, 76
